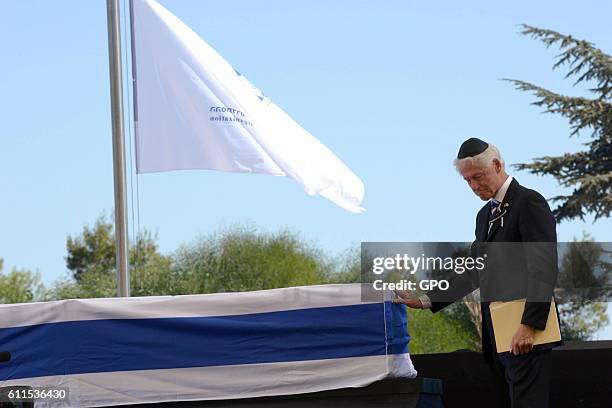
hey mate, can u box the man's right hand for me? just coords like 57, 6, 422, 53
392, 291, 424, 309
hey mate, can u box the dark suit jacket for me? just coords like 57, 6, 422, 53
428, 178, 560, 360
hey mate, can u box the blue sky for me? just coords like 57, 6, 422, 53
1, 0, 610, 337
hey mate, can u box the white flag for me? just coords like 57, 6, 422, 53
131, 0, 365, 213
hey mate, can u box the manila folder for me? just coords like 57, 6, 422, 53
489, 299, 561, 353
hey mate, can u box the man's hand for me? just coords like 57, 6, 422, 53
510, 324, 535, 355
392, 290, 423, 309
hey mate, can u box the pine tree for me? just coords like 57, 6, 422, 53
505, 25, 612, 222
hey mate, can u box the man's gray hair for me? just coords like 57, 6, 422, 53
454, 144, 504, 171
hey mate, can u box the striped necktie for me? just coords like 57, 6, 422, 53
490, 199, 501, 220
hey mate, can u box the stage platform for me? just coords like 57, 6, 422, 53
412, 340, 612, 408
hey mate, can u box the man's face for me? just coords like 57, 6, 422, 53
459, 160, 504, 201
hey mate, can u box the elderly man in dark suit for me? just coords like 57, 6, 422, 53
395, 138, 560, 408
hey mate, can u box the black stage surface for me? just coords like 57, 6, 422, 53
411, 340, 612, 408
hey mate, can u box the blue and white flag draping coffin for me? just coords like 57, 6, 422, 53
131, 0, 365, 213
0, 284, 416, 407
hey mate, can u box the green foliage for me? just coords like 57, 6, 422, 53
559, 301, 608, 341
48, 253, 177, 300
47, 270, 117, 300
172, 226, 333, 294
65, 215, 166, 282
0, 258, 45, 304
53, 222, 337, 299
327, 246, 361, 284
408, 308, 480, 354
66, 217, 115, 281
48, 215, 173, 300
557, 234, 611, 340
130, 252, 175, 296
505, 25, 612, 222
439, 301, 481, 351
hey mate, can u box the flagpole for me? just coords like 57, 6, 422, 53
106, 0, 130, 297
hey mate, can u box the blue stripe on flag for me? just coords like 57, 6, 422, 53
386, 302, 410, 355
0, 303, 408, 380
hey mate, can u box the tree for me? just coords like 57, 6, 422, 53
172, 225, 333, 294
556, 235, 611, 340
327, 246, 361, 284
66, 217, 115, 281
408, 308, 480, 354
65, 215, 168, 282
50, 214, 173, 299
505, 25, 612, 222
49, 253, 174, 300
56, 221, 334, 299
0, 258, 45, 304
